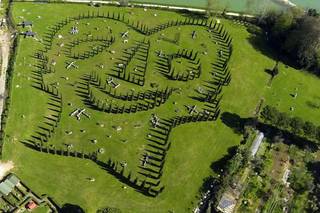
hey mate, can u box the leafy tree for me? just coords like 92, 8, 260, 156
276, 112, 290, 129
271, 10, 295, 38
307, 9, 319, 17
261, 105, 279, 123
284, 16, 320, 70
252, 157, 264, 174
316, 126, 320, 141
290, 117, 304, 135
303, 121, 317, 138
259, 8, 320, 73
289, 167, 314, 193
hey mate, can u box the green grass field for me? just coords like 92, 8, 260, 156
2, 2, 320, 212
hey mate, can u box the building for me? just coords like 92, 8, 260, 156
0, 174, 20, 196
250, 131, 264, 157
217, 193, 237, 213
26, 200, 38, 210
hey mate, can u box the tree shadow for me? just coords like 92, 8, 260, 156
306, 100, 320, 109
307, 161, 320, 181
247, 33, 300, 70
257, 122, 318, 152
210, 145, 238, 173
60, 203, 85, 213
247, 34, 279, 62
220, 112, 248, 134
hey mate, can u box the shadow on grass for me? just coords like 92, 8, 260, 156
21, 140, 158, 197
60, 203, 85, 213
210, 145, 238, 173
246, 32, 301, 70
220, 112, 248, 135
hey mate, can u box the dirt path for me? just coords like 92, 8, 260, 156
0, 30, 11, 130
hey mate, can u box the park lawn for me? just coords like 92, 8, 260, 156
2, 2, 320, 213
265, 63, 320, 125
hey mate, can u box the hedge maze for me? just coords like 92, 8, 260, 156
19, 9, 233, 197
111, 39, 150, 86
66, 35, 115, 60
158, 49, 202, 81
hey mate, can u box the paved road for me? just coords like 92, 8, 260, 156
0, 30, 11, 130
65, 0, 255, 18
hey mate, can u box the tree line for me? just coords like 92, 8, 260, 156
261, 105, 320, 143
258, 8, 320, 75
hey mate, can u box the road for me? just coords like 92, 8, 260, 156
65, 0, 255, 18
0, 30, 11, 130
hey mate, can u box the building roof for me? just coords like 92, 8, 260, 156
0, 174, 20, 196
7, 174, 19, 186
4, 179, 15, 189
0, 181, 13, 196
217, 194, 236, 213
220, 199, 234, 209
26, 201, 38, 210
250, 132, 264, 157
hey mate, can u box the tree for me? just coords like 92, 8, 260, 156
261, 105, 279, 124
252, 157, 264, 174
290, 117, 304, 135
271, 10, 295, 38
303, 121, 317, 138
307, 9, 319, 17
289, 167, 314, 193
259, 8, 320, 74
316, 126, 320, 142
276, 112, 290, 129
284, 16, 320, 70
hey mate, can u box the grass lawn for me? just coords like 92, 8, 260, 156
2, 2, 320, 212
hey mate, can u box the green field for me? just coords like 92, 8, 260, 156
2, 2, 320, 213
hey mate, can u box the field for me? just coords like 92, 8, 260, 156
2, 2, 320, 213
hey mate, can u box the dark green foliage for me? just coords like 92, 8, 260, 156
259, 8, 320, 74
303, 121, 317, 138
261, 105, 279, 123
276, 112, 290, 128
290, 117, 304, 135
316, 126, 320, 141
289, 167, 314, 193
260, 105, 320, 143
307, 9, 320, 17
251, 157, 264, 174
